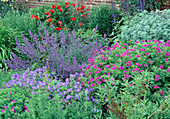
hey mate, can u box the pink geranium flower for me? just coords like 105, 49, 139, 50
165, 52, 169, 57
148, 61, 153, 63
160, 90, 164, 96
155, 77, 159, 81
154, 85, 160, 89
144, 64, 148, 67
1, 109, 5, 113
119, 66, 124, 70
12, 100, 15, 103
165, 58, 168, 62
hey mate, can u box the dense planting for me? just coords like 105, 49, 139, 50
0, 0, 169, 118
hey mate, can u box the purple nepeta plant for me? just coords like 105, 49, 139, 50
3, 21, 110, 80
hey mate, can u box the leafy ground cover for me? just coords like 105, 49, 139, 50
0, 0, 169, 118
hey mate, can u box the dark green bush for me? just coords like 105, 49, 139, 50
88, 4, 116, 38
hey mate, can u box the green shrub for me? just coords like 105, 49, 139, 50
120, 9, 170, 44
78, 39, 170, 118
74, 27, 103, 45
88, 4, 116, 37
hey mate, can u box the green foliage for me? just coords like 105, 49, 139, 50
120, 9, 170, 43
75, 28, 103, 44
23, 90, 67, 119
0, 8, 41, 69
24, 89, 100, 119
88, 4, 115, 37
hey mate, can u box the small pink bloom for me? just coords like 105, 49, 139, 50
11, 109, 15, 112
136, 41, 139, 44
91, 83, 95, 86
165, 52, 169, 57
146, 53, 150, 55
142, 40, 145, 43
99, 63, 103, 65
155, 77, 159, 81
115, 54, 119, 56
1, 109, 5, 113
12, 100, 15, 103
143, 44, 147, 47
159, 65, 164, 69
81, 82, 84, 85
130, 84, 134, 87
148, 61, 153, 63
130, 49, 134, 51
140, 48, 144, 51
104, 97, 108, 100
4, 106, 7, 109
144, 64, 148, 67
11, 106, 14, 109
154, 39, 158, 42
160, 90, 164, 96
155, 75, 159, 77
165, 58, 168, 62
88, 72, 92, 74
119, 66, 124, 70
154, 85, 160, 89
9, 92, 12, 94
132, 95, 135, 98
121, 101, 124, 104
123, 71, 127, 73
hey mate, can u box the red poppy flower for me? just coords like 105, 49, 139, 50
41, 38, 43, 40
48, 18, 52, 22
83, 14, 85, 17
64, 27, 67, 30
56, 27, 62, 31
65, 2, 69, 5
58, 21, 62, 26
41, 13, 43, 14
79, 23, 82, 27
58, 21, 62, 24
45, 12, 49, 15
80, 10, 83, 13
78, 32, 81, 34
65, 5, 68, 8
72, 13, 74, 15
46, 14, 51, 18
57, 5, 61, 9
80, 6, 85, 10
59, 8, 62, 12
29, 14, 30, 17
71, 3, 75, 7
50, 9, 54, 13
71, 17, 76, 21
52, 5, 56, 9
77, 8, 79, 11
31, 15, 34, 18
35, 15, 39, 20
